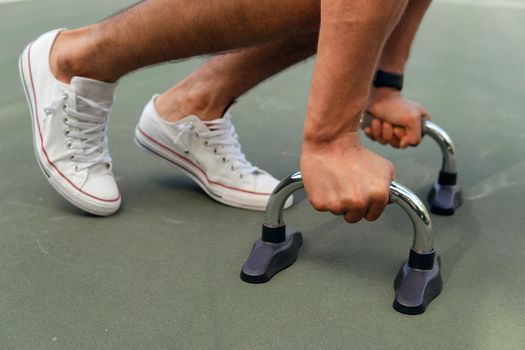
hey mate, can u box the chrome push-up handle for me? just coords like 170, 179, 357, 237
241, 172, 443, 315
361, 112, 462, 215
263, 172, 432, 252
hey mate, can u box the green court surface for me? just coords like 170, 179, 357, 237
1, 0, 525, 349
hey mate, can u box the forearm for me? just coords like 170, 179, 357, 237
304, 0, 408, 144
379, 0, 432, 74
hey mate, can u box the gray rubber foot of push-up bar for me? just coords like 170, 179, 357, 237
240, 225, 302, 284
427, 171, 463, 216
393, 250, 443, 315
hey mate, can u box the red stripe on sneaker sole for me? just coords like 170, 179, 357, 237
26, 44, 120, 203
137, 127, 272, 196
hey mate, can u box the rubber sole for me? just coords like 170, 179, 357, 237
134, 127, 289, 211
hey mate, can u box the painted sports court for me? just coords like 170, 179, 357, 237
1, 0, 524, 348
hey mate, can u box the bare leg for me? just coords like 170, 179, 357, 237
155, 32, 318, 122
51, 0, 320, 83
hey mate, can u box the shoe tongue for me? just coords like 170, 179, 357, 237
70, 77, 117, 116
204, 113, 230, 131
71, 76, 116, 101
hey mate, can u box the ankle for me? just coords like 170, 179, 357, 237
50, 27, 119, 84
155, 81, 235, 123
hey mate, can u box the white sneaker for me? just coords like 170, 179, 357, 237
19, 29, 121, 216
134, 96, 293, 211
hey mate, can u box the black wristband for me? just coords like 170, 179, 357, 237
373, 69, 404, 91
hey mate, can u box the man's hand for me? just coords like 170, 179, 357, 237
364, 87, 430, 148
301, 0, 406, 223
301, 134, 395, 223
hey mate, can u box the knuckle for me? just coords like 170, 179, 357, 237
309, 197, 328, 212
312, 203, 328, 212
409, 135, 421, 145
384, 188, 391, 203
329, 203, 346, 215
408, 110, 421, 120
350, 197, 367, 211
372, 189, 389, 206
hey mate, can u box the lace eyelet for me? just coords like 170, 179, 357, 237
65, 129, 70, 136
62, 105, 67, 111
66, 141, 72, 149
213, 149, 217, 154
74, 165, 79, 172
63, 117, 68, 123
239, 174, 244, 179
222, 157, 226, 163
70, 155, 75, 160
195, 132, 200, 138
184, 149, 190, 154
204, 140, 208, 146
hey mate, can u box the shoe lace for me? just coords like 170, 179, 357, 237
177, 115, 260, 177
44, 92, 113, 171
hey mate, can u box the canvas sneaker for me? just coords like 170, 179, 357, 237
19, 29, 121, 216
134, 96, 293, 211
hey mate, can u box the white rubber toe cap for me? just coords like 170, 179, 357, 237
255, 174, 294, 209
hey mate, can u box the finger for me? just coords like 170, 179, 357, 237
400, 136, 410, 149
394, 128, 409, 149
389, 134, 402, 148
382, 123, 394, 143
364, 197, 388, 221
393, 127, 405, 138
343, 204, 368, 224
400, 116, 422, 148
371, 119, 383, 142
363, 127, 374, 140
329, 204, 347, 216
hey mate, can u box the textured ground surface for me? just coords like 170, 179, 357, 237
1, 0, 524, 349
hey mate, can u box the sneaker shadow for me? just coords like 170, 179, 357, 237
55, 200, 122, 218
151, 173, 310, 208
151, 174, 208, 196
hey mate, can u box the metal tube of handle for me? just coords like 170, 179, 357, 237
424, 121, 457, 174
361, 112, 457, 174
264, 172, 433, 252
264, 171, 304, 227
388, 182, 433, 252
